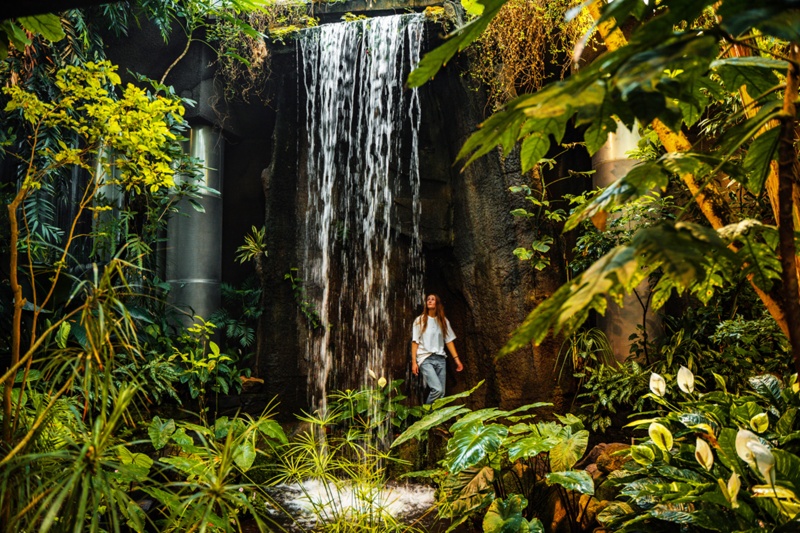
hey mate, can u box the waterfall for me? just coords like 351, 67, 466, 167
298, 14, 425, 410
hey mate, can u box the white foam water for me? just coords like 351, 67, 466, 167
273, 479, 435, 529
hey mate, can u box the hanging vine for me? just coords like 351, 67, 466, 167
467, 0, 593, 109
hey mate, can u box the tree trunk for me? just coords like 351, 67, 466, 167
777, 44, 800, 372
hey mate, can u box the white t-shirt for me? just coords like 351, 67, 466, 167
412, 315, 456, 364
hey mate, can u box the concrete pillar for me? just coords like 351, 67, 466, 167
592, 123, 660, 361
166, 125, 224, 323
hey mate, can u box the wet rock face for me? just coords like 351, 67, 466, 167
261, 25, 568, 412
99, 17, 571, 413
379, 53, 565, 409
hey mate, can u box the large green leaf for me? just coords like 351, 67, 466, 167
776, 408, 797, 437
773, 449, 800, 490
431, 379, 486, 410
520, 133, 550, 173
483, 494, 533, 533
148, 416, 176, 450
256, 419, 288, 444
0, 20, 31, 50
439, 465, 495, 519
743, 127, 780, 195
749, 373, 784, 404
716, 427, 748, 478
549, 429, 589, 472
711, 56, 786, 98
614, 33, 719, 106
391, 405, 471, 447
564, 160, 670, 231
546, 470, 595, 495
582, 85, 619, 156
498, 244, 641, 353
18, 14, 65, 42
450, 408, 504, 433
234, 439, 256, 471
507, 433, 561, 462
160, 455, 206, 477
446, 422, 508, 472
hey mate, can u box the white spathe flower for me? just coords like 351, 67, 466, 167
650, 373, 667, 397
746, 440, 776, 484
677, 365, 695, 394
735, 429, 760, 468
695, 437, 714, 471
727, 472, 741, 509
368, 368, 377, 380
377, 376, 387, 388
649, 422, 673, 452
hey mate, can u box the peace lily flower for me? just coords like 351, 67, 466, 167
695, 437, 714, 471
736, 429, 776, 484
747, 440, 776, 484
368, 368, 377, 380
677, 366, 694, 394
377, 376, 387, 388
727, 472, 741, 509
735, 429, 759, 468
649, 373, 667, 397
649, 422, 673, 452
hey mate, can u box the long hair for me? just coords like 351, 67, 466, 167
418, 294, 448, 335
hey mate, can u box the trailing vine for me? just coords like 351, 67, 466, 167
466, 0, 593, 109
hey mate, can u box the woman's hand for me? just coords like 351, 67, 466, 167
454, 358, 464, 372
411, 361, 419, 375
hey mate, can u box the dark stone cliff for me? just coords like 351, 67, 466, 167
103, 16, 585, 415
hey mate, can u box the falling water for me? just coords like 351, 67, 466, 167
299, 15, 425, 410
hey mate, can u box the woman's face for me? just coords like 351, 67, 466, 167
426, 295, 437, 310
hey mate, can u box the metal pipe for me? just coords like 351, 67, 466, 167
591, 123, 660, 361
166, 125, 224, 324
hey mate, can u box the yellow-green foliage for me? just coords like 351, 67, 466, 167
3, 60, 184, 194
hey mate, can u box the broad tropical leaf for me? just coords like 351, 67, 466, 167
507, 433, 561, 462
439, 465, 495, 519
446, 422, 508, 472
431, 379, 486, 410
711, 56, 786, 98
549, 429, 589, 472
483, 494, 535, 533
391, 405, 471, 447
148, 416, 176, 450
546, 470, 595, 495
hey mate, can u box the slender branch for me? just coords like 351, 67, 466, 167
160, 31, 194, 86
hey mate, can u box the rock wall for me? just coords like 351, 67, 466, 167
260, 26, 578, 411
103, 17, 585, 414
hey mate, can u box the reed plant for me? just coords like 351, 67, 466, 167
272, 396, 428, 533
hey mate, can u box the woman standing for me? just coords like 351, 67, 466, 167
411, 294, 464, 404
